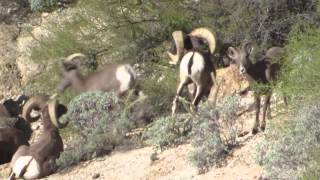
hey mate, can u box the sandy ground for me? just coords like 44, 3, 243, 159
43, 134, 263, 180
41, 92, 266, 180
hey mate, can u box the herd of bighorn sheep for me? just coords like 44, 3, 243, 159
0, 26, 286, 179
168, 27, 285, 134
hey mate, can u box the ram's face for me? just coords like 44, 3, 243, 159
227, 44, 253, 75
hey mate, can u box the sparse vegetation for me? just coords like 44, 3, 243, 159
256, 103, 320, 179
144, 95, 241, 173
57, 91, 134, 169
143, 115, 191, 151
188, 95, 240, 173
255, 22, 320, 179
29, 0, 59, 11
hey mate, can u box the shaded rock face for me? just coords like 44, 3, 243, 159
0, 0, 29, 24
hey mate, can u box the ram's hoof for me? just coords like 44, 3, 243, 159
252, 127, 259, 134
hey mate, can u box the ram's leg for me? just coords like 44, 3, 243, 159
190, 85, 203, 113
261, 93, 271, 131
252, 93, 261, 134
267, 103, 272, 120
172, 79, 188, 116
8, 169, 15, 180
187, 83, 197, 101
283, 95, 288, 107
41, 159, 57, 177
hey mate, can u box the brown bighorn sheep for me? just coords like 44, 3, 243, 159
0, 96, 32, 165
9, 96, 68, 180
227, 44, 284, 134
168, 27, 217, 115
58, 53, 137, 96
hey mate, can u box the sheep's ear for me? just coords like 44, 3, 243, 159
62, 61, 78, 71
227, 47, 238, 60
244, 43, 253, 54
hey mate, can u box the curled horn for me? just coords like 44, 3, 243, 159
167, 31, 185, 65
189, 27, 216, 54
48, 99, 68, 128
65, 53, 87, 62
22, 96, 49, 122
63, 53, 87, 70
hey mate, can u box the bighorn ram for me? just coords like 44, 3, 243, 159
9, 96, 68, 180
0, 96, 32, 165
168, 27, 217, 115
227, 44, 285, 134
58, 53, 137, 96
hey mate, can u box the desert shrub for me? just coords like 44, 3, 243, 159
29, 0, 59, 11
188, 112, 227, 174
144, 94, 241, 173
255, 103, 320, 179
280, 23, 320, 103
217, 95, 241, 147
301, 149, 320, 180
188, 95, 240, 173
57, 91, 135, 169
143, 115, 192, 151
142, 64, 176, 116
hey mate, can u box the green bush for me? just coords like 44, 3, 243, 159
57, 91, 134, 169
29, 0, 59, 11
255, 103, 320, 179
188, 96, 240, 173
188, 114, 227, 174
142, 63, 176, 116
280, 23, 320, 102
144, 95, 241, 173
143, 115, 191, 151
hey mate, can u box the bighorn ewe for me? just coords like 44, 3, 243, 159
168, 27, 217, 115
58, 53, 137, 96
9, 96, 68, 180
227, 44, 284, 134
0, 96, 32, 165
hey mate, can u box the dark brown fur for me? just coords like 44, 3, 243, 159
0, 97, 31, 165
10, 98, 67, 179
227, 45, 284, 134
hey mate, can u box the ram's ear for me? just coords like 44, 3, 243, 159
227, 47, 238, 60
244, 42, 253, 55
62, 61, 78, 71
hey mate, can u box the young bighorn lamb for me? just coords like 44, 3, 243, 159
227, 44, 284, 134
58, 53, 137, 96
9, 96, 68, 180
168, 27, 217, 115
0, 97, 32, 165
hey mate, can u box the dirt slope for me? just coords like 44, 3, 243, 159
44, 132, 262, 180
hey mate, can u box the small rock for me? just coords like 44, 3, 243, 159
92, 173, 100, 179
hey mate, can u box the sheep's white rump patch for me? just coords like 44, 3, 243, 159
179, 51, 205, 82
116, 64, 136, 92
12, 156, 40, 179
